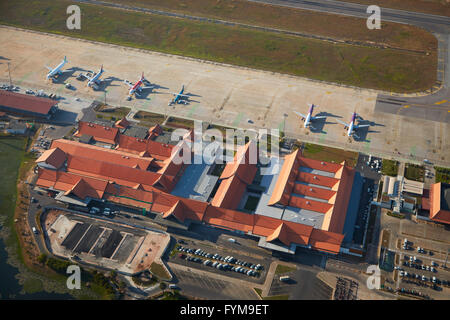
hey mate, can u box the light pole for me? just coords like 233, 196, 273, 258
7, 62, 12, 89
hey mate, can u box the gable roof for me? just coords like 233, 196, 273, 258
36, 147, 66, 169
0, 90, 56, 115
75, 121, 119, 144
115, 118, 130, 129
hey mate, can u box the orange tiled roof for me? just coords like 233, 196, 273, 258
288, 196, 333, 214
297, 171, 339, 189
74, 121, 119, 144
293, 183, 336, 201
51, 139, 153, 170
36, 168, 109, 199
115, 118, 130, 129
36, 147, 66, 169
309, 229, 344, 254
211, 142, 258, 209
298, 157, 342, 173
203, 206, 254, 233
116, 134, 174, 160
429, 183, 450, 224
268, 149, 300, 206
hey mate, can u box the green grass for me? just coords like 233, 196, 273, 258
254, 288, 289, 300
0, 0, 437, 92
150, 262, 171, 280
435, 167, 450, 184
275, 264, 296, 275
386, 211, 405, 219
243, 196, 260, 212
302, 143, 358, 167
94, 105, 131, 121
22, 278, 44, 294
404, 164, 425, 182
166, 117, 194, 129
134, 110, 165, 125
382, 159, 399, 177
0, 136, 28, 252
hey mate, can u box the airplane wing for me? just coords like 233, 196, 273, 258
355, 124, 370, 129
140, 85, 155, 90
171, 92, 190, 98
336, 119, 349, 126
123, 80, 133, 88
293, 111, 307, 118
311, 116, 326, 120
45, 66, 54, 71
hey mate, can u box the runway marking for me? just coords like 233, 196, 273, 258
16, 71, 33, 85
326, 91, 332, 94
232, 112, 244, 126
435, 100, 447, 105
403, 105, 410, 108
186, 104, 199, 117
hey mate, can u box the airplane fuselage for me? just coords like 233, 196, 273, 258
87, 68, 104, 87
47, 60, 67, 80
347, 113, 357, 136
129, 79, 144, 95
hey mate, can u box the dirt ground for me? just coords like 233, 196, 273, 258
0, 27, 449, 168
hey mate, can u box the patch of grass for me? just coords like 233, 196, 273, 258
166, 116, 194, 129
0, 0, 437, 92
404, 164, 425, 182
244, 196, 260, 212
134, 110, 165, 125
302, 143, 358, 167
387, 211, 405, 219
22, 278, 44, 294
435, 167, 450, 184
108, 0, 440, 52
275, 264, 296, 275
150, 262, 170, 280
253, 288, 289, 300
94, 104, 131, 120
382, 159, 399, 177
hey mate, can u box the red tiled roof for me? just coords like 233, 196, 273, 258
65, 154, 167, 191
0, 90, 56, 115
212, 142, 258, 209
36, 147, 66, 169
51, 139, 153, 170
268, 149, 300, 206
297, 172, 339, 189
309, 229, 344, 254
293, 183, 336, 201
429, 183, 450, 224
203, 206, 254, 233
115, 118, 130, 129
36, 168, 108, 199
116, 134, 174, 159
298, 157, 342, 173
75, 121, 118, 144
288, 196, 333, 214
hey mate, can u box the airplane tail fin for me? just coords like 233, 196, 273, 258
64, 56, 67, 62
101, 65, 103, 72
141, 72, 145, 80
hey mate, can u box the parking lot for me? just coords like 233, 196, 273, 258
170, 267, 259, 300
169, 243, 268, 284
393, 236, 450, 299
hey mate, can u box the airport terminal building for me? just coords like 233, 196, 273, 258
34, 122, 365, 256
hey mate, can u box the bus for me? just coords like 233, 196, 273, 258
279, 276, 291, 282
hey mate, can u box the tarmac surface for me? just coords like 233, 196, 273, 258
0, 26, 449, 167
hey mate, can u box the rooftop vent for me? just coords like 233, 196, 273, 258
321, 161, 325, 165
306, 201, 310, 205
309, 188, 313, 192
313, 176, 317, 180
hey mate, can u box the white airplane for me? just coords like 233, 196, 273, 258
168, 85, 190, 106
123, 72, 154, 97
293, 103, 326, 129
45, 56, 68, 81
86, 65, 104, 89
336, 112, 370, 138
